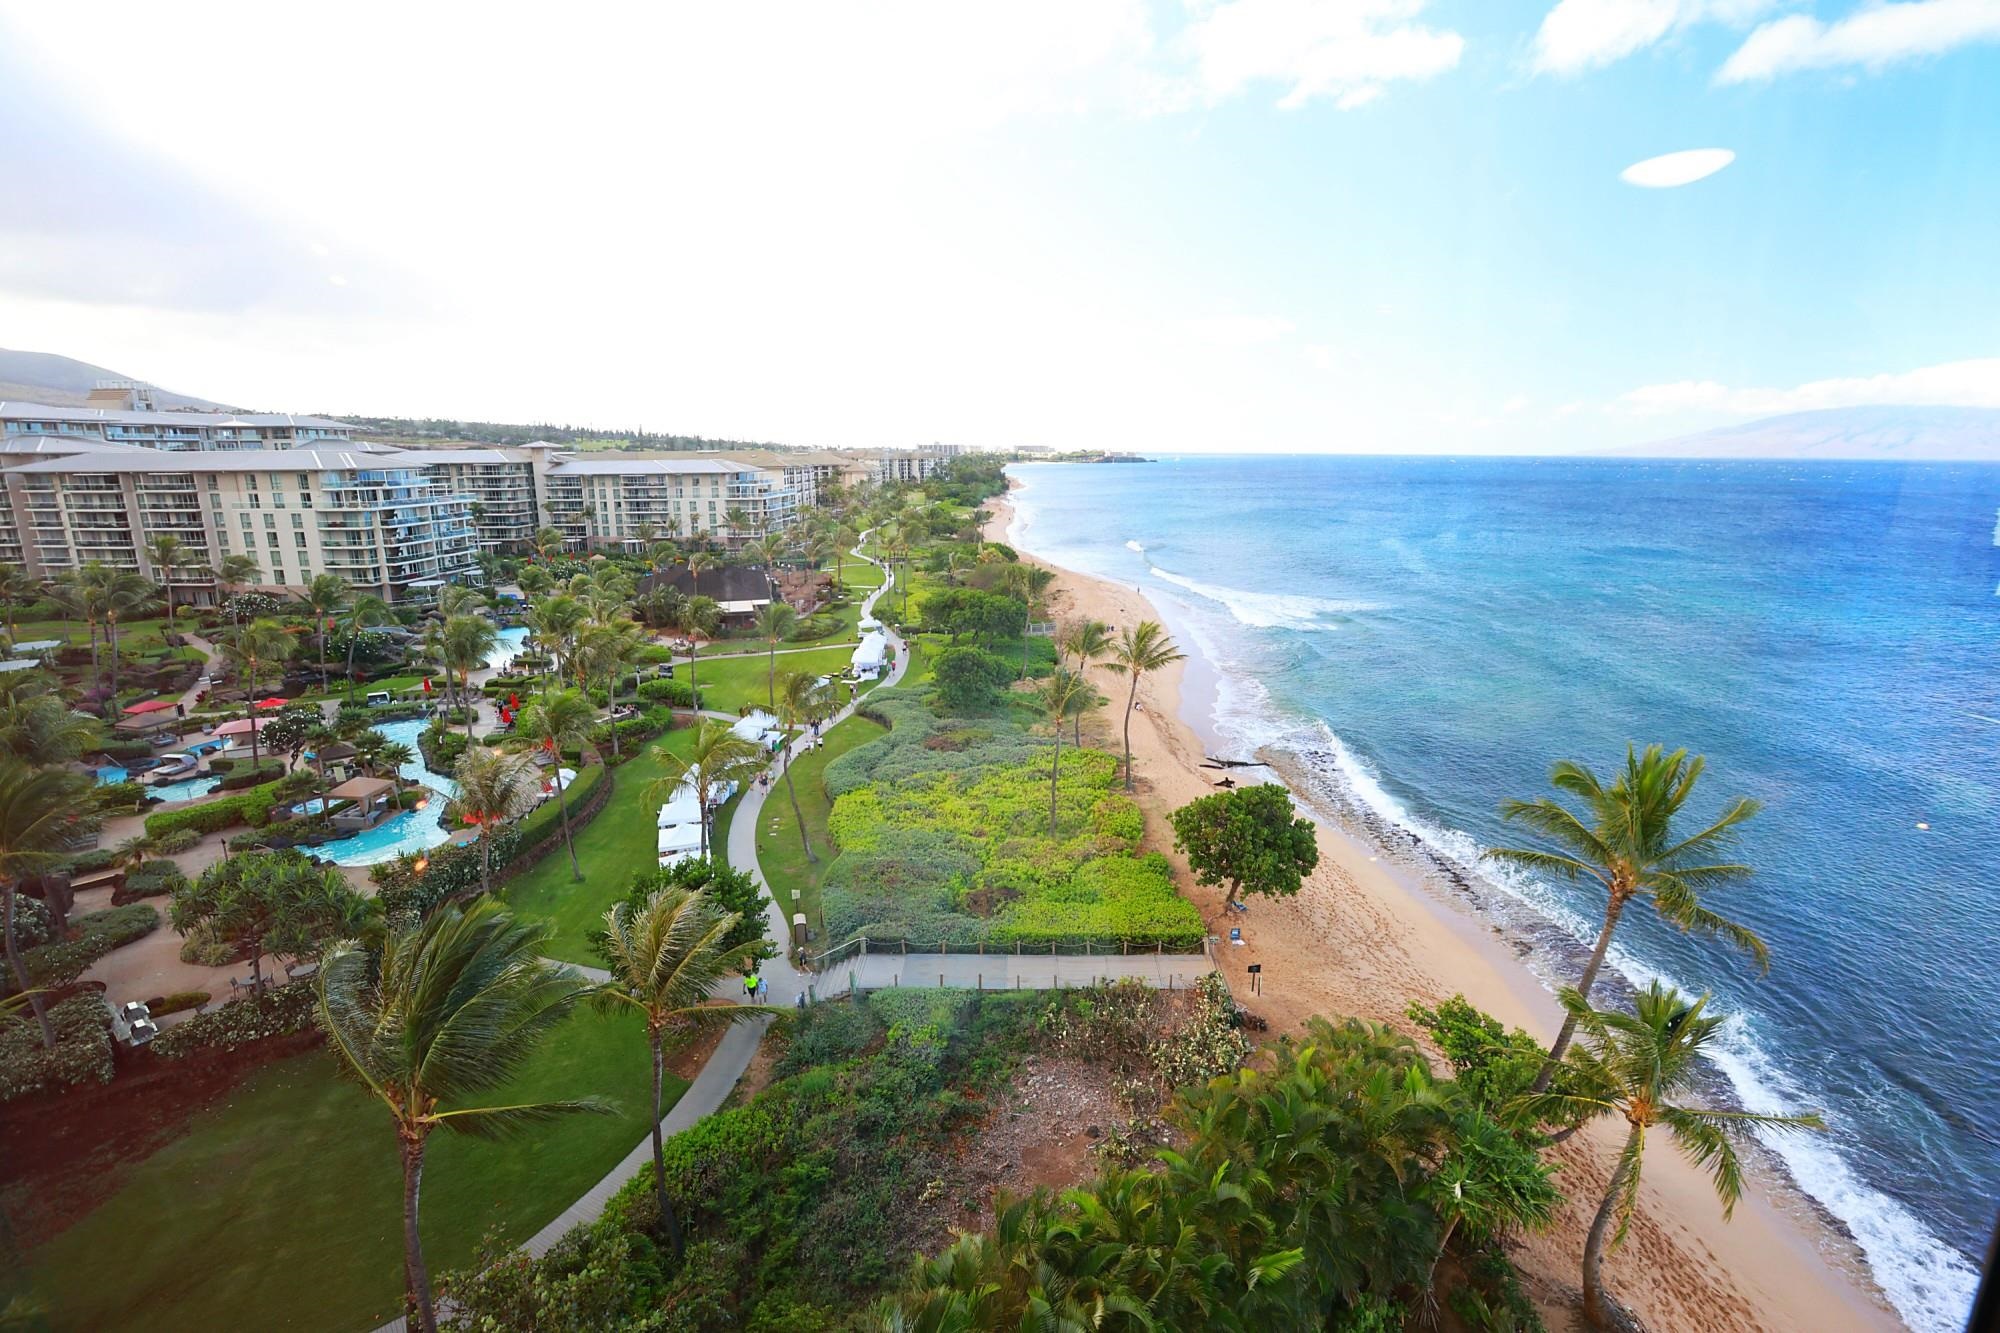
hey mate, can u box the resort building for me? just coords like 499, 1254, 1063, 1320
407, 448, 552, 552
540, 455, 803, 550
0, 448, 477, 604
0, 393, 364, 452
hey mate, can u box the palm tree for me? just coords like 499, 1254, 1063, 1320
0, 562, 33, 641
314, 903, 607, 1333
669, 593, 721, 710
754, 601, 799, 709
441, 615, 499, 743
1010, 566, 1056, 678
450, 747, 538, 896
143, 533, 192, 628
647, 720, 762, 860
515, 690, 597, 881
596, 887, 769, 1254
301, 573, 350, 693
1485, 745, 1766, 1091
0, 676, 98, 766
0, 761, 87, 1049
226, 618, 294, 767
1058, 617, 1112, 674
437, 583, 485, 618
1033, 668, 1097, 837
95, 563, 155, 698
1523, 983, 1821, 1329
1102, 621, 1184, 793
524, 596, 585, 698
578, 618, 643, 760
532, 526, 566, 563
338, 593, 395, 702
771, 671, 833, 864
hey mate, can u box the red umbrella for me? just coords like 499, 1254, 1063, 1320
508, 693, 519, 709
423, 677, 433, 694
122, 699, 176, 715
253, 697, 289, 710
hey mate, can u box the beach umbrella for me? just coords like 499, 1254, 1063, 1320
253, 696, 289, 710
422, 677, 433, 694
122, 699, 177, 715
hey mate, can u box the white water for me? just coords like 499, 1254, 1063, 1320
1148, 564, 1382, 632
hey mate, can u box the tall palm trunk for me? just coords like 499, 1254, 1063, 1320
4, 884, 56, 1049
1582, 1125, 1641, 1330
478, 827, 494, 896
767, 639, 777, 709
649, 1026, 684, 1256
248, 663, 264, 767
553, 774, 580, 881
782, 746, 815, 863
317, 630, 329, 693
686, 643, 700, 711
1048, 717, 1063, 837
1531, 889, 1631, 1093
461, 671, 476, 745
400, 1131, 438, 1333
344, 634, 361, 702
1121, 675, 1140, 791
106, 617, 122, 697
605, 671, 621, 761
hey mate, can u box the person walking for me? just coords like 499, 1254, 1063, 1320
742, 971, 758, 1002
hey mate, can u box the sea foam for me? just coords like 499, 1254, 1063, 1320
1150, 565, 1380, 631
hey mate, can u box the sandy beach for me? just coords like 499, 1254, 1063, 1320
983, 484, 1901, 1333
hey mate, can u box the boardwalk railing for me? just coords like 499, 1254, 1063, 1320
802, 934, 1205, 972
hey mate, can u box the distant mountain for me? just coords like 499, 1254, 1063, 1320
1622, 405, 2000, 462
0, 347, 229, 410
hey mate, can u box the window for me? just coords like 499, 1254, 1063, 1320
295, 531, 308, 549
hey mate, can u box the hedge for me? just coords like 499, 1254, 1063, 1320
215, 763, 285, 792
116, 860, 190, 902
23, 903, 161, 987
147, 989, 211, 1017
0, 994, 114, 1103
151, 980, 317, 1059
143, 776, 293, 839
636, 677, 703, 709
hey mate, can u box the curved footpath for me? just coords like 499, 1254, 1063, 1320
378, 539, 1208, 1328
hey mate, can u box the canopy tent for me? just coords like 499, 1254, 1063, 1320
657, 822, 703, 855
12, 639, 61, 652
851, 631, 888, 676
253, 696, 290, 710
546, 766, 580, 791
214, 717, 268, 737
858, 616, 882, 631
729, 711, 780, 745
114, 712, 180, 733
122, 698, 177, 715
656, 780, 703, 828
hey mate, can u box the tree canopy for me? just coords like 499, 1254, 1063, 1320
1169, 783, 1320, 906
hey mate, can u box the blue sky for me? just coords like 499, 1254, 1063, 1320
1, 1, 1996, 452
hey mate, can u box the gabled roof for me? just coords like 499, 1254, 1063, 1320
3, 448, 427, 475
0, 400, 356, 431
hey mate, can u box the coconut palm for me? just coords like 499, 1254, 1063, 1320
524, 595, 586, 698
0, 562, 33, 641
441, 615, 499, 742
1058, 617, 1112, 674
1033, 668, 1097, 837
770, 670, 834, 864
754, 601, 799, 709
0, 676, 97, 766
1523, 983, 1821, 1328
0, 760, 87, 1049
450, 747, 538, 896
515, 689, 596, 881
647, 720, 762, 861
578, 618, 644, 760
301, 573, 350, 692
669, 593, 721, 710
143, 533, 193, 628
596, 887, 770, 1254
1485, 745, 1766, 1092
215, 553, 261, 627
1102, 621, 1184, 793
95, 563, 155, 698
532, 526, 566, 563
226, 617, 294, 767
338, 593, 396, 702
314, 903, 607, 1333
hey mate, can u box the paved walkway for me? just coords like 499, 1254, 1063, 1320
808, 949, 1212, 999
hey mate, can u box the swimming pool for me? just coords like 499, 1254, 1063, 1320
484, 626, 530, 674
149, 775, 222, 803
312, 718, 462, 866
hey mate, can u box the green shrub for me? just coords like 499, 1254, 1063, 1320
154, 828, 200, 855
146, 989, 211, 1016
143, 777, 290, 839
151, 980, 316, 1059
121, 860, 190, 899
215, 763, 284, 792
636, 677, 703, 709
0, 993, 114, 1103
24, 903, 160, 986
92, 780, 149, 810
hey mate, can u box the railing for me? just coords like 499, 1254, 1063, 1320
802, 933, 1204, 972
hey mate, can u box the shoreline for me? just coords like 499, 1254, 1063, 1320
984, 483, 1902, 1333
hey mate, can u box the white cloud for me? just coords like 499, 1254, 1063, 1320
1170, 314, 1298, 345
1620, 147, 1736, 186
1619, 357, 2000, 414
1717, 0, 2000, 82
1531, 0, 1775, 74
1183, 0, 1464, 109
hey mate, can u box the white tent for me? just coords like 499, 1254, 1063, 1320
730, 711, 781, 745
657, 822, 703, 857
852, 631, 888, 677
656, 779, 702, 828
858, 615, 882, 631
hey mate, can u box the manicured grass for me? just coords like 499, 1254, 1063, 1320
21, 1006, 679, 1333
831, 554, 885, 593
757, 713, 888, 940
690, 645, 878, 717
505, 729, 704, 965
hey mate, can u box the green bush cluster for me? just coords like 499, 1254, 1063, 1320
143, 776, 293, 839
594, 705, 675, 752
0, 993, 114, 1103
823, 689, 1047, 799
214, 763, 285, 792
151, 980, 316, 1060
635, 677, 703, 709
147, 989, 211, 1016
24, 904, 160, 986
92, 780, 150, 810
118, 859, 190, 900
822, 729, 1199, 949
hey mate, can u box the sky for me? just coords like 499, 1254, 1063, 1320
1, 0, 1997, 454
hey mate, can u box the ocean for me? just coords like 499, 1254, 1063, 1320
1005, 455, 1998, 1333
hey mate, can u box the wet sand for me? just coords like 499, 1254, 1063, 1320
985, 483, 1900, 1333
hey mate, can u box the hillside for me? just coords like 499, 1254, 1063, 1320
0, 347, 228, 410
1621, 405, 2000, 462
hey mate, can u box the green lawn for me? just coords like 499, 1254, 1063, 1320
757, 713, 887, 941
505, 729, 708, 965
21, 1006, 679, 1333
830, 554, 885, 592
689, 645, 877, 717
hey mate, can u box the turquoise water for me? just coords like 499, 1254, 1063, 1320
486, 625, 529, 674
148, 775, 221, 803
312, 718, 459, 866
1010, 457, 1998, 1332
